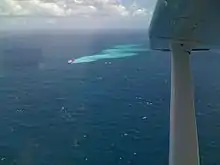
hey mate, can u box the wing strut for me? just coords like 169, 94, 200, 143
169, 42, 200, 165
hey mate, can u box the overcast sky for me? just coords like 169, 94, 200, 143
0, 0, 157, 30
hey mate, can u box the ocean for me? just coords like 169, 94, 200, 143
0, 29, 220, 165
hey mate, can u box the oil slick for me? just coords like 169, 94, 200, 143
68, 44, 149, 64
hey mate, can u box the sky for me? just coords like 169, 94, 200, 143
0, 0, 157, 30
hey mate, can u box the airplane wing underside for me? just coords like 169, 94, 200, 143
149, 0, 220, 50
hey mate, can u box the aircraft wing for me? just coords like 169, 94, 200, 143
149, 0, 220, 50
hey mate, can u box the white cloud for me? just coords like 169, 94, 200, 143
0, 0, 152, 17
132, 8, 147, 16
0, 0, 157, 31
0, 0, 29, 15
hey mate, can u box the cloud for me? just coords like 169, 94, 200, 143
0, 0, 157, 31
0, 0, 152, 17
0, 0, 28, 15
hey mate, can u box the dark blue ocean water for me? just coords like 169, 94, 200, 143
0, 30, 220, 165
